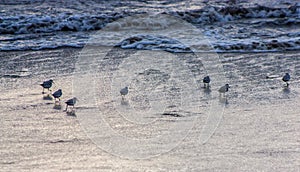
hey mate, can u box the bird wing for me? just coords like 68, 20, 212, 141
219, 86, 225, 92
65, 99, 73, 104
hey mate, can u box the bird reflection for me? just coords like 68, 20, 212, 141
282, 87, 290, 94
43, 94, 53, 100
66, 110, 76, 116
219, 96, 229, 105
121, 99, 129, 106
203, 87, 211, 94
53, 102, 62, 110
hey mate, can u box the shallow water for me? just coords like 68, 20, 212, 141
0, 48, 300, 170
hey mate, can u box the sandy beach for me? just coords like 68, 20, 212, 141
0, 48, 300, 171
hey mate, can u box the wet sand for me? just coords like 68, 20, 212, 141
1, 48, 300, 171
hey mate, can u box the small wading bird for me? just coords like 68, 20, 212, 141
120, 86, 128, 99
65, 97, 78, 111
282, 73, 290, 87
203, 76, 210, 88
40, 79, 54, 93
219, 84, 230, 96
52, 89, 62, 102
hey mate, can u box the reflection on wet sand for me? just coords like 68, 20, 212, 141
203, 87, 211, 94
66, 110, 76, 117
53, 102, 62, 110
121, 99, 129, 106
282, 87, 291, 94
219, 97, 229, 105
43, 94, 53, 100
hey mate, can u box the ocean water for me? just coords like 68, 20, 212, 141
0, 0, 299, 52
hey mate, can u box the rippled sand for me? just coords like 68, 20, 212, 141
0, 48, 300, 171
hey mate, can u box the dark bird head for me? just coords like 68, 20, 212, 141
225, 84, 230, 91
285, 73, 290, 78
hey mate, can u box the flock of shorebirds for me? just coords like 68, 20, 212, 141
201, 72, 290, 96
203, 75, 230, 96
40, 72, 290, 113
119, 72, 291, 99
203, 72, 291, 95
39, 79, 78, 113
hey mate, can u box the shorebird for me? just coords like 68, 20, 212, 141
52, 89, 62, 102
120, 86, 128, 99
65, 97, 78, 111
282, 73, 290, 87
203, 76, 210, 88
40, 79, 54, 93
219, 84, 230, 96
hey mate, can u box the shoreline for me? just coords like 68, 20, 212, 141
2, 46, 300, 54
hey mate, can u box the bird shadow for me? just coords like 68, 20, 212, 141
43, 94, 53, 100
53, 102, 62, 110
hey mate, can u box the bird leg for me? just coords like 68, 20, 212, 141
54, 100, 60, 105
219, 92, 225, 98
65, 105, 68, 112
